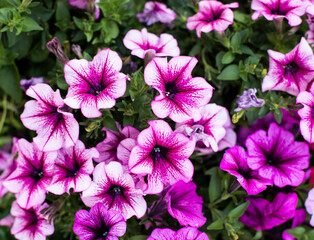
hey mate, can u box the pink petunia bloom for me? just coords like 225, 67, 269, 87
148, 227, 209, 240
69, 0, 100, 19
95, 123, 139, 164
3, 139, 55, 209
176, 103, 236, 153
262, 37, 314, 96
47, 140, 99, 195
129, 120, 195, 194
187, 0, 239, 38
10, 201, 54, 240
305, 188, 314, 226
73, 202, 126, 240
251, 0, 307, 26
20, 83, 79, 152
282, 209, 307, 240
145, 56, 214, 123
245, 123, 309, 188
81, 161, 146, 220
64, 49, 127, 118
123, 28, 180, 59
239, 192, 298, 230
296, 88, 314, 143
137, 1, 177, 26
166, 180, 206, 227
220, 146, 272, 195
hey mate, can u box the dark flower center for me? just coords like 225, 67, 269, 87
238, 169, 253, 179
311, 107, 314, 118
31, 170, 44, 182
165, 82, 177, 100
284, 62, 299, 75
150, 145, 168, 162
66, 161, 81, 178
88, 82, 106, 96
206, 8, 223, 22
108, 185, 123, 197
270, 9, 286, 15
95, 225, 110, 239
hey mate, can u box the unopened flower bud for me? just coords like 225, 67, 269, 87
46, 37, 69, 65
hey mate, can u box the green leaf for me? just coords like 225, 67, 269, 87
215, 51, 225, 71
227, 201, 249, 220
274, 108, 283, 124
101, 19, 119, 43
304, 229, 314, 239
222, 51, 235, 64
207, 218, 224, 230
209, 167, 221, 202
129, 235, 148, 240
286, 227, 305, 239
0, 64, 22, 103
231, 32, 241, 51
28, 42, 49, 62
217, 64, 239, 80
21, 16, 43, 32
56, 0, 70, 22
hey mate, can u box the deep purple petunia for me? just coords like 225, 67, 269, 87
245, 123, 309, 187
95, 123, 139, 164
20, 77, 44, 92
123, 28, 180, 59
187, 0, 239, 38
73, 202, 126, 240
147, 227, 209, 240
282, 209, 306, 240
3, 139, 55, 209
145, 56, 214, 123
47, 140, 99, 195
239, 192, 298, 230
10, 201, 54, 240
81, 161, 146, 220
64, 49, 127, 118
251, 0, 307, 26
220, 146, 271, 195
20, 83, 79, 152
137, 1, 177, 26
262, 37, 314, 96
129, 120, 195, 194
166, 180, 206, 227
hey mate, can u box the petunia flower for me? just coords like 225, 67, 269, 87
145, 56, 214, 123
47, 140, 99, 195
239, 192, 298, 230
73, 202, 126, 240
123, 28, 180, 59
245, 123, 309, 188
69, 0, 100, 19
147, 227, 209, 240
95, 123, 139, 164
81, 161, 146, 220
20, 77, 44, 92
296, 89, 314, 143
251, 0, 307, 26
186, 0, 239, 38
166, 180, 206, 227
10, 201, 54, 240
234, 88, 265, 112
20, 83, 79, 152
137, 1, 177, 26
220, 146, 272, 195
282, 209, 307, 240
3, 139, 56, 209
64, 49, 127, 118
305, 188, 314, 226
129, 120, 195, 194
176, 104, 236, 153
262, 37, 314, 96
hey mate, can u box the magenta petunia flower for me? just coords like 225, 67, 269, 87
69, 0, 100, 19
81, 161, 146, 220
73, 202, 126, 240
147, 227, 209, 240
20, 77, 44, 92
305, 188, 314, 226
220, 146, 271, 195
166, 180, 206, 227
187, 0, 239, 38
47, 140, 99, 195
20, 83, 79, 152
95, 123, 139, 164
137, 1, 177, 26
10, 201, 54, 240
251, 0, 307, 26
282, 209, 306, 240
296, 89, 314, 143
129, 120, 195, 194
145, 57, 214, 123
245, 123, 309, 188
3, 139, 55, 209
262, 37, 314, 96
123, 28, 180, 59
176, 104, 235, 153
239, 192, 298, 230
64, 49, 127, 118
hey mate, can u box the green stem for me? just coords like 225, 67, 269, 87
0, 94, 7, 134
